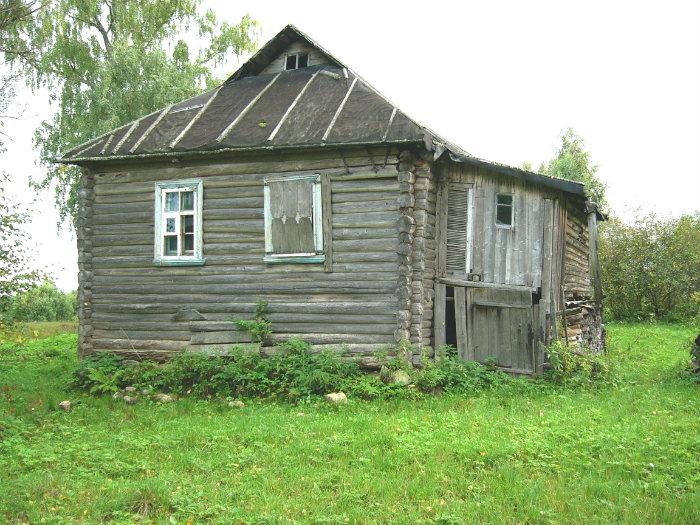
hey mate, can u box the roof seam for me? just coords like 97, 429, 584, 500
216, 73, 281, 143
267, 69, 321, 142
112, 119, 140, 154
382, 107, 398, 142
170, 87, 222, 149
130, 104, 173, 153
322, 76, 358, 142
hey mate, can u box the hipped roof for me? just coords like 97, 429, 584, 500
57, 24, 586, 198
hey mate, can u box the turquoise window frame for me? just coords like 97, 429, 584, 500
153, 179, 205, 266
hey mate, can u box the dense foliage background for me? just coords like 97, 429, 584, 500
599, 212, 700, 323
0, 280, 76, 324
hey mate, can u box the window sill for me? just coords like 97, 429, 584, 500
154, 258, 206, 267
264, 255, 325, 264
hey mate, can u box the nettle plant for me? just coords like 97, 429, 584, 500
235, 300, 272, 344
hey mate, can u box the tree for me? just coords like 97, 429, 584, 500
539, 128, 607, 209
599, 212, 700, 321
0, 173, 43, 302
0, 0, 258, 225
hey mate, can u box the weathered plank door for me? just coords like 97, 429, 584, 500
468, 288, 535, 373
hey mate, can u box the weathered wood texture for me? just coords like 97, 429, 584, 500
80, 147, 402, 359
561, 201, 605, 352
77, 169, 96, 357
436, 162, 554, 288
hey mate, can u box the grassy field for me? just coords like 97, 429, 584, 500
1, 323, 699, 524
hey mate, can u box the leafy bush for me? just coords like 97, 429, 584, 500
71, 338, 528, 402
600, 212, 700, 322
234, 300, 272, 343
545, 340, 615, 386
0, 281, 77, 324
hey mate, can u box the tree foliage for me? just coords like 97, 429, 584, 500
599, 212, 700, 322
0, 279, 76, 323
539, 128, 607, 209
0, 0, 258, 225
0, 173, 43, 301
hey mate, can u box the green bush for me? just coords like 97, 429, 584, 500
71, 340, 527, 402
600, 212, 700, 322
545, 340, 615, 386
0, 281, 77, 324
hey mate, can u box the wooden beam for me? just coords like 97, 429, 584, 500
454, 286, 468, 359
438, 276, 536, 293
434, 283, 446, 356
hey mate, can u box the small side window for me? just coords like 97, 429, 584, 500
285, 52, 309, 70
154, 180, 204, 265
496, 194, 513, 228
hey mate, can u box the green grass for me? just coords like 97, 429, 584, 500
1, 324, 699, 524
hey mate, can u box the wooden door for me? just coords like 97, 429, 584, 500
470, 288, 534, 373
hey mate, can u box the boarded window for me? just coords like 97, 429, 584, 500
264, 175, 323, 262
496, 194, 514, 227
445, 183, 473, 274
154, 179, 203, 265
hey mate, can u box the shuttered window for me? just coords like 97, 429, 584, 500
154, 179, 204, 266
445, 183, 473, 274
263, 175, 324, 263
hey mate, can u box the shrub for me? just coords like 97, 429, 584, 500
545, 340, 614, 386
0, 281, 77, 324
600, 212, 700, 322
234, 300, 272, 344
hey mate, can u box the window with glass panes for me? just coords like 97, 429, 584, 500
154, 180, 203, 264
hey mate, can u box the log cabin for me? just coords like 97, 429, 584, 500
58, 25, 604, 374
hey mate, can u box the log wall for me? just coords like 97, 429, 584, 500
79, 147, 405, 363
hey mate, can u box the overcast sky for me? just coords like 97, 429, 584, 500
3, 0, 699, 291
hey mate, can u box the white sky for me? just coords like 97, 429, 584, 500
3, 0, 699, 291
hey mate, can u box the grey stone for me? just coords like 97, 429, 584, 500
124, 386, 136, 393
325, 392, 347, 405
227, 400, 245, 409
154, 393, 175, 403
58, 400, 71, 412
112, 392, 123, 400
123, 396, 137, 404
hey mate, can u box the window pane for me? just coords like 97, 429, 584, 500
496, 205, 512, 226
181, 191, 194, 211
166, 218, 176, 233
182, 215, 194, 234
183, 234, 194, 254
297, 53, 309, 68
497, 194, 513, 206
164, 235, 178, 255
165, 192, 179, 212
285, 55, 297, 70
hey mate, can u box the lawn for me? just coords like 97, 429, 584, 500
1, 323, 699, 524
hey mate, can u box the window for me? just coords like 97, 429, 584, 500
264, 175, 324, 263
154, 180, 204, 265
496, 194, 513, 228
285, 52, 309, 70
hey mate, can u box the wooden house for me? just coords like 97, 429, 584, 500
58, 25, 604, 374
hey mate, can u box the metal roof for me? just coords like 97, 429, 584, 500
57, 24, 585, 198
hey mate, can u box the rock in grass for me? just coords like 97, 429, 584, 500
124, 386, 137, 393
141, 388, 150, 396
58, 400, 71, 412
325, 392, 347, 405
390, 370, 412, 386
227, 400, 245, 409
154, 393, 175, 403
123, 395, 137, 404
112, 391, 123, 400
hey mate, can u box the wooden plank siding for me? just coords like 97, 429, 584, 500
80, 147, 403, 360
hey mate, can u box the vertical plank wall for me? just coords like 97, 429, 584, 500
81, 147, 402, 361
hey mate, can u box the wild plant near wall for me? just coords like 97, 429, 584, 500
234, 300, 272, 344
545, 340, 615, 386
